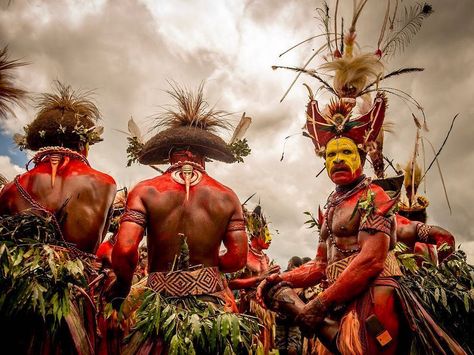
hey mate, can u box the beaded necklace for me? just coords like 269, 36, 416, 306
324, 176, 371, 255
27, 146, 89, 170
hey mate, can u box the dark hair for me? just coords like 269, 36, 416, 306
288, 256, 303, 268
302, 257, 312, 264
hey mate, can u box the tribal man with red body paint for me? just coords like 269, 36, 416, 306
109, 83, 259, 354
0, 82, 116, 354
228, 203, 280, 352
257, 1, 466, 352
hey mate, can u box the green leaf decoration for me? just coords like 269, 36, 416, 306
0, 212, 98, 349
124, 290, 261, 355
396, 245, 474, 352
229, 138, 251, 163
126, 136, 145, 167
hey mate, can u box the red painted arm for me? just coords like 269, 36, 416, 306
219, 193, 248, 273
322, 230, 389, 307
396, 214, 455, 262
280, 241, 327, 288
219, 229, 248, 272
423, 225, 455, 262
228, 274, 261, 290
111, 187, 146, 300
96, 238, 114, 267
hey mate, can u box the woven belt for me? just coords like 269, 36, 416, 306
146, 266, 224, 296
326, 251, 402, 284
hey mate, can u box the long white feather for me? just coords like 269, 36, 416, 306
230, 113, 252, 144
128, 117, 143, 143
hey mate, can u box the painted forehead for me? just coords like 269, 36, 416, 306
326, 137, 357, 150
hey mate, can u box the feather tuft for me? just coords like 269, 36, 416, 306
35, 81, 100, 121
319, 53, 383, 97
0, 47, 27, 119
153, 81, 232, 132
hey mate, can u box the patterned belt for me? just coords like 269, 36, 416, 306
146, 266, 224, 297
326, 251, 402, 284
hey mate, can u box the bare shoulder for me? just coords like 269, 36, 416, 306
201, 175, 241, 202
367, 183, 391, 203
73, 165, 116, 199
86, 166, 116, 187
129, 177, 158, 195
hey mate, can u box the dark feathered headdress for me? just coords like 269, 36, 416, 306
139, 82, 235, 165
17, 81, 103, 151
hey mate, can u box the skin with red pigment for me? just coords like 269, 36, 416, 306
0, 151, 116, 253
396, 214, 455, 263
228, 236, 279, 291
257, 140, 402, 354
111, 151, 248, 300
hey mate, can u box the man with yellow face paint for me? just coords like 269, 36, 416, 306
325, 137, 362, 186
257, 91, 465, 353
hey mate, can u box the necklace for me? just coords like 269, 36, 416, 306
166, 160, 205, 173
325, 176, 370, 209
27, 146, 90, 170
323, 177, 369, 255
168, 161, 205, 201
325, 207, 361, 255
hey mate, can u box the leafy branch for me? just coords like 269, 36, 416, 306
229, 138, 251, 163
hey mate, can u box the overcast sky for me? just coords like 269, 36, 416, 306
1, 0, 474, 266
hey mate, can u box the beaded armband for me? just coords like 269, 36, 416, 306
227, 219, 245, 232
359, 214, 393, 236
120, 209, 147, 228
416, 223, 432, 242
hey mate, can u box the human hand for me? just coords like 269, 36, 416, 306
256, 272, 282, 308
262, 264, 281, 278
296, 295, 328, 335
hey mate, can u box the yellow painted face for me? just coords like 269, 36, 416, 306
263, 225, 272, 244
325, 137, 362, 184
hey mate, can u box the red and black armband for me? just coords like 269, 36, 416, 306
227, 218, 245, 232
120, 208, 147, 229
359, 213, 393, 236
416, 223, 432, 242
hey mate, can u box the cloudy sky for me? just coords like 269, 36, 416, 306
1, 0, 474, 266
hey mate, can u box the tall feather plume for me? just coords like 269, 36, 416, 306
403, 159, 422, 195
35, 81, 100, 121
230, 112, 252, 144
377, 0, 391, 51
319, 53, 384, 97
153, 81, 232, 132
317, 1, 333, 57
382, 3, 433, 58
0, 47, 27, 119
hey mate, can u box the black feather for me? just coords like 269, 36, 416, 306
361, 67, 424, 94
272, 65, 336, 96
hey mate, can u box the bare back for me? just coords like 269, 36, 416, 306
0, 160, 116, 253
132, 173, 242, 272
